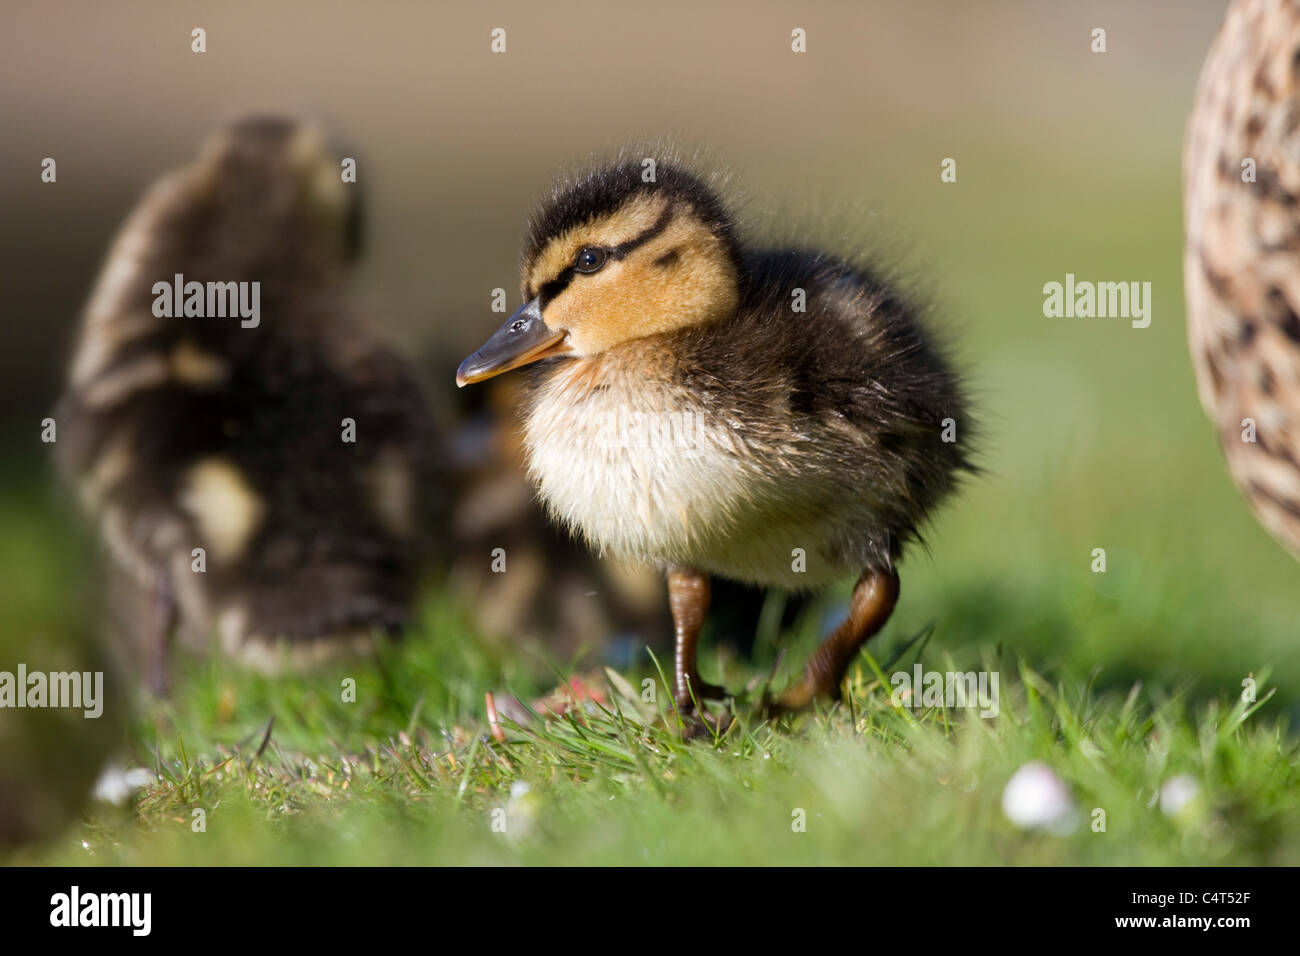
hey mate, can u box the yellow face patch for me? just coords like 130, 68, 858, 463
526, 197, 739, 356
525, 194, 671, 299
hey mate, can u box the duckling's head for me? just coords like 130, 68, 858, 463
457, 160, 741, 386
185, 114, 363, 270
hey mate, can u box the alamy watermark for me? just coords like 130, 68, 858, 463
1042, 273, 1150, 329
0, 664, 103, 718
594, 406, 703, 458
890, 664, 999, 717
50, 886, 150, 936
152, 273, 260, 328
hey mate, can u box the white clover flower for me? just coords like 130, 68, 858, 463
1002, 761, 1076, 834
92, 763, 154, 805
1159, 774, 1200, 816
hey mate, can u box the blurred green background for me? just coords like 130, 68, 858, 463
4, 0, 1296, 862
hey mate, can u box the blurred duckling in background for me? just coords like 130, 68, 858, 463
445, 373, 666, 662
55, 115, 442, 690
458, 156, 970, 715
1185, 0, 1300, 559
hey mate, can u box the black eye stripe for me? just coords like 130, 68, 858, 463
534, 205, 677, 308
609, 205, 675, 259
538, 268, 576, 308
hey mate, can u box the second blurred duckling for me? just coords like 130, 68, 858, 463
55, 115, 443, 689
444, 374, 667, 662
442, 370, 808, 669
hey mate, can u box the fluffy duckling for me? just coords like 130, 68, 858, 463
458, 158, 969, 713
55, 115, 442, 688
1185, 0, 1300, 558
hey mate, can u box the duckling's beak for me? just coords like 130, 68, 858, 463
456, 299, 570, 387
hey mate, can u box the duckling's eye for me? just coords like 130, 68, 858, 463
574, 247, 608, 274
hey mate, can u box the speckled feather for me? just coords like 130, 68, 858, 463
1185, 0, 1300, 557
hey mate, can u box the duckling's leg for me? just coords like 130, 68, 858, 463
668, 567, 728, 711
770, 567, 899, 713
146, 568, 177, 697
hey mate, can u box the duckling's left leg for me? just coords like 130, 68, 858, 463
668, 567, 728, 711
146, 567, 177, 697
770, 567, 900, 712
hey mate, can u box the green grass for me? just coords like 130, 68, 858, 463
7, 148, 1300, 867
5, 570, 1298, 866
17, 632, 1300, 865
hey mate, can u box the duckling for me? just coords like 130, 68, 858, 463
1185, 0, 1300, 559
54, 115, 442, 688
457, 157, 970, 714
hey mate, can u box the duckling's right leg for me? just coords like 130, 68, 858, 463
768, 566, 899, 713
667, 567, 728, 711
